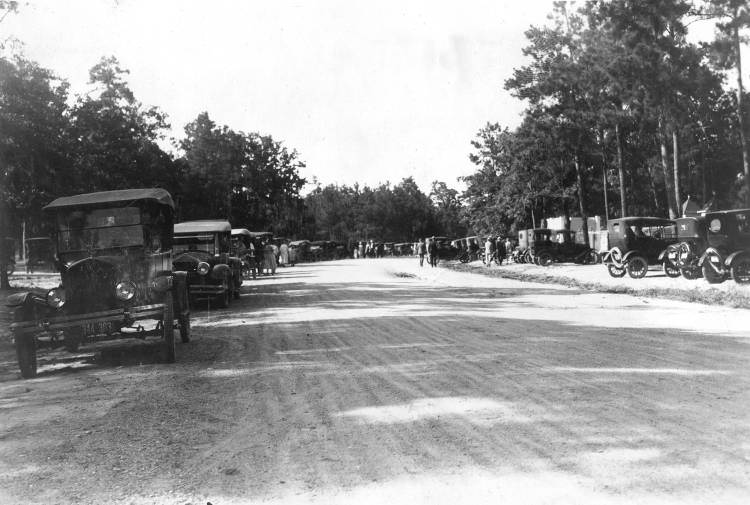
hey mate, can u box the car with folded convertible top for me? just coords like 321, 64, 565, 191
7, 188, 190, 379
173, 220, 242, 307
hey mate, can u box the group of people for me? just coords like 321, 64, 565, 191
416, 237, 439, 267
234, 239, 290, 278
353, 240, 386, 259
483, 236, 514, 266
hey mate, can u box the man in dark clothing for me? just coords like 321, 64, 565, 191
428, 237, 438, 267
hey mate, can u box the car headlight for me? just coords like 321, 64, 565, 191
197, 262, 210, 275
115, 280, 137, 301
46, 288, 66, 308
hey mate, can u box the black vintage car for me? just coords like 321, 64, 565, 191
231, 228, 257, 280
173, 220, 242, 307
683, 209, 750, 284
602, 217, 679, 279
526, 228, 553, 265
7, 189, 190, 379
671, 216, 707, 280
532, 229, 599, 266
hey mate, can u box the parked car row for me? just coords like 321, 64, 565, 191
601, 211, 750, 285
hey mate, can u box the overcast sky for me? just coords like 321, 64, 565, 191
2, 0, 722, 195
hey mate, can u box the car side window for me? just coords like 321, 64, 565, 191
709, 218, 722, 233
736, 213, 750, 235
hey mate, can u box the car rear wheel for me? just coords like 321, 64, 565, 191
537, 251, 553, 266
702, 258, 725, 284
662, 261, 681, 278
731, 257, 750, 284
583, 250, 600, 265
607, 264, 626, 278
162, 292, 176, 363
626, 256, 648, 279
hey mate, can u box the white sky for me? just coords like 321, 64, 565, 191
1, 0, 734, 195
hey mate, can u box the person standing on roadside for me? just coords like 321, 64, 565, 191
428, 236, 438, 267
417, 238, 426, 267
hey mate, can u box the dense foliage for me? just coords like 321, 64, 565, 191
462, 0, 750, 242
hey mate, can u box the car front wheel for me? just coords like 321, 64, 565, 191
607, 264, 626, 278
731, 257, 750, 284
162, 292, 176, 363
662, 261, 681, 278
217, 277, 231, 308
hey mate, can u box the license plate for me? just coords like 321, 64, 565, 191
82, 320, 113, 337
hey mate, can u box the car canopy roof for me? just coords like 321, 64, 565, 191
44, 188, 174, 211
249, 231, 273, 238
289, 240, 310, 246
705, 208, 750, 217
231, 228, 252, 236
174, 220, 231, 234
611, 217, 674, 226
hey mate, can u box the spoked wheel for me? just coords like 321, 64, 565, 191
162, 292, 176, 363
216, 277, 231, 308
536, 251, 553, 267
626, 256, 649, 279
607, 264, 626, 278
730, 257, 750, 284
662, 261, 681, 278
702, 256, 725, 284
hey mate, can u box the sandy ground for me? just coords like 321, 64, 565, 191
1, 258, 750, 504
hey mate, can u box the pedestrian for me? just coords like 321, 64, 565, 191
262, 240, 277, 275
279, 242, 289, 267
417, 238, 426, 267
484, 236, 495, 266
428, 236, 438, 267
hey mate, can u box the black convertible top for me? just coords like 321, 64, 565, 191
44, 188, 174, 211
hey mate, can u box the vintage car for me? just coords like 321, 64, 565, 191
602, 217, 679, 279
676, 209, 750, 284
173, 220, 242, 307
231, 228, 257, 280
531, 229, 599, 266
24, 237, 57, 273
513, 230, 530, 263
393, 243, 412, 256
526, 228, 553, 265
7, 188, 190, 379
458, 236, 483, 263
429, 236, 458, 261
288, 239, 310, 263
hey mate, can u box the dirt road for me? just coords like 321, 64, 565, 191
1, 258, 750, 504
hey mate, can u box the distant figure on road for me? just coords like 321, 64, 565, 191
428, 236, 438, 267
279, 242, 289, 267
484, 236, 495, 266
417, 238, 426, 267
263, 240, 277, 275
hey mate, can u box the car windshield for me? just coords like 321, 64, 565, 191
56, 206, 143, 253
174, 234, 216, 254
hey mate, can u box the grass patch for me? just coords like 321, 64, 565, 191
443, 262, 750, 309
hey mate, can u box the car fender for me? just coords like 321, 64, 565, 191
5, 292, 35, 307
621, 250, 641, 263
171, 271, 189, 316
698, 247, 724, 266
211, 263, 230, 280
725, 250, 750, 268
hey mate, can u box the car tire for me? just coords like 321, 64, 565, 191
662, 261, 681, 278
730, 257, 750, 284
178, 307, 191, 343
537, 251, 553, 267
162, 292, 176, 363
217, 277, 231, 308
586, 251, 600, 265
702, 258, 725, 284
626, 256, 648, 279
16, 334, 37, 379
607, 264, 626, 278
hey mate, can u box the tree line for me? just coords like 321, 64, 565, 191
462, 0, 750, 244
